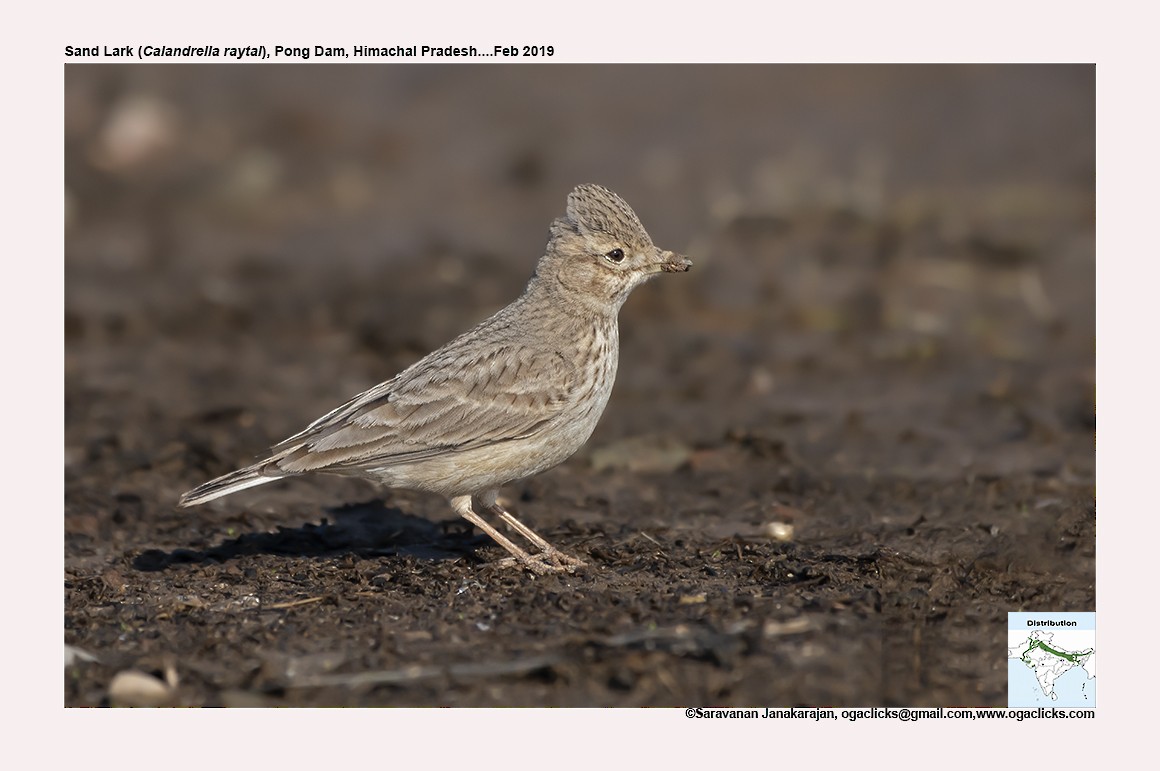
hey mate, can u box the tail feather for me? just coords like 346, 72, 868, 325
179, 464, 282, 507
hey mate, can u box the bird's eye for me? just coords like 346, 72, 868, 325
604, 248, 625, 263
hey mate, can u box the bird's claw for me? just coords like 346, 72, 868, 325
495, 549, 588, 575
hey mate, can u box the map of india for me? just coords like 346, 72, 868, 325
1007, 629, 1094, 702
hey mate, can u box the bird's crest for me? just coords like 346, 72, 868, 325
565, 184, 651, 244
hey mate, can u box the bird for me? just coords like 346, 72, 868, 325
179, 184, 691, 574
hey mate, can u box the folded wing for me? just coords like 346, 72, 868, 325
268, 344, 574, 473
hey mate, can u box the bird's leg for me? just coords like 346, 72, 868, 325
450, 495, 571, 575
477, 491, 587, 570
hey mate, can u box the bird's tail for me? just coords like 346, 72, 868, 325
178, 463, 281, 507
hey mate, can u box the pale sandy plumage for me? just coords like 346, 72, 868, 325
180, 184, 690, 573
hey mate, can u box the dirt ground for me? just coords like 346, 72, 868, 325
64, 65, 1094, 707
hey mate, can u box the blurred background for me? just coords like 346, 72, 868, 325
65, 65, 1094, 707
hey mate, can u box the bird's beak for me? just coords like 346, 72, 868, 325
656, 249, 692, 273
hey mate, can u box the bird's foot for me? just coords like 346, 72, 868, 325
495, 548, 587, 575
452, 494, 587, 575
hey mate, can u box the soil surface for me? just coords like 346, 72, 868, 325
65, 65, 1095, 707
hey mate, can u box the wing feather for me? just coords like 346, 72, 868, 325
269, 342, 573, 473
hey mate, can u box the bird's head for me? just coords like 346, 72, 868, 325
536, 184, 691, 312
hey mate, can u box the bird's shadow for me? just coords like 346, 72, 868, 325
133, 499, 483, 571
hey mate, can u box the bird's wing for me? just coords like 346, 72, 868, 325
268, 343, 575, 473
